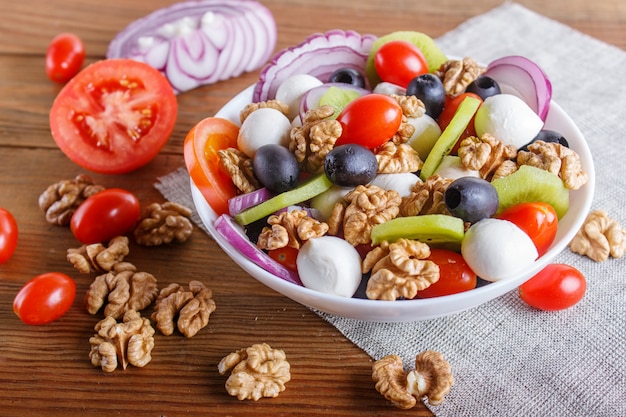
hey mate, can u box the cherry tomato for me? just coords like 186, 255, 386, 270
374, 40, 429, 88
268, 246, 299, 272
335, 94, 403, 149
46, 33, 85, 84
519, 263, 586, 311
438, 92, 482, 153
498, 202, 558, 257
184, 117, 240, 216
70, 188, 140, 244
50, 59, 177, 174
416, 249, 477, 298
13, 272, 76, 325
0, 208, 18, 264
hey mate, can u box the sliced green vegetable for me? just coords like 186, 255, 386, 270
419, 95, 481, 181
234, 173, 334, 225
319, 86, 362, 119
371, 214, 465, 246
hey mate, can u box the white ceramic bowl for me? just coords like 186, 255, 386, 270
190, 84, 595, 322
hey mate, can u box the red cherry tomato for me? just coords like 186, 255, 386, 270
70, 188, 140, 244
0, 208, 18, 264
46, 33, 85, 84
184, 117, 240, 216
268, 246, 299, 272
416, 249, 477, 298
13, 272, 76, 325
438, 92, 482, 153
50, 59, 177, 174
335, 94, 403, 149
519, 263, 586, 311
374, 40, 429, 88
498, 202, 558, 257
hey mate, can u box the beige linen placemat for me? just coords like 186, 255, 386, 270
156, 3, 626, 415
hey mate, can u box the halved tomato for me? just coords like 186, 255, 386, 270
49, 59, 177, 174
184, 117, 240, 216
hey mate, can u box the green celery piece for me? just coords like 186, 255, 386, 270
234, 173, 334, 225
371, 214, 465, 246
419, 96, 481, 181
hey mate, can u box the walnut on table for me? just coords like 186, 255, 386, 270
217, 343, 291, 401
151, 280, 216, 338
134, 201, 194, 246
256, 209, 329, 251
289, 105, 341, 173
67, 236, 130, 274
38, 174, 105, 225
517, 140, 588, 190
372, 351, 454, 409
435, 57, 485, 97
327, 184, 401, 246
399, 175, 452, 217
85, 262, 158, 319
363, 239, 439, 300
569, 209, 626, 262
457, 133, 518, 181
89, 309, 155, 372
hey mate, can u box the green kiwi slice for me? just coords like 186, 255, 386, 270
365, 31, 449, 88
371, 214, 465, 247
491, 165, 570, 219
319, 86, 362, 119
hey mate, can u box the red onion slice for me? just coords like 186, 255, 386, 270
484, 55, 553, 121
107, 0, 277, 93
228, 187, 275, 216
214, 214, 303, 286
253, 30, 376, 102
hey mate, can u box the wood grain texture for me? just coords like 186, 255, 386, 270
0, 0, 624, 416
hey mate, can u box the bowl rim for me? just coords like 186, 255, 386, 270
189, 83, 595, 322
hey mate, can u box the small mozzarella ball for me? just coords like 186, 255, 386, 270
237, 108, 292, 158
310, 185, 352, 220
373, 82, 406, 96
461, 218, 538, 282
474, 94, 544, 149
369, 173, 420, 197
406, 114, 442, 160
434, 155, 479, 180
275, 74, 323, 121
297, 236, 362, 297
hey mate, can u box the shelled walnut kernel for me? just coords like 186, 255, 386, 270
133, 201, 194, 246
67, 236, 129, 273
151, 281, 216, 338
218, 343, 291, 401
38, 174, 105, 225
569, 210, 626, 262
89, 310, 155, 372
372, 350, 454, 409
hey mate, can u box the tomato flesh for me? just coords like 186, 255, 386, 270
268, 246, 299, 272
374, 40, 429, 88
70, 188, 141, 244
13, 272, 76, 325
0, 208, 18, 264
184, 117, 240, 216
46, 33, 85, 84
416, 249, 477, 298
519, 263, 586, 311
335, 94, 403, 149
50, 59, 177, 174
498, 202, 558, 257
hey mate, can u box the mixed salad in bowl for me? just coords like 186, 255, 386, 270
184, 28, 594, 321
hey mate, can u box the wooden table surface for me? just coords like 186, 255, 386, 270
1, 1, 624, 416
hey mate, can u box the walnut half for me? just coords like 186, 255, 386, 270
134, 202, 194, 246
372, 351, 454, 409
89, 310, 155, 372
38, 174, 105, 225
218, 343, 291, 401
569, 210, 626, 262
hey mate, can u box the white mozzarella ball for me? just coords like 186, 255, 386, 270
275, 74, 323, 121
434, 155, 480, 180
474, 94, 544, 149
310, 186, 352, 220
461, 218, 538, 282
296, 236, 362, 297
369, 173, 420, 197
237, 107, 292, 158
405, 114, 442, 160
